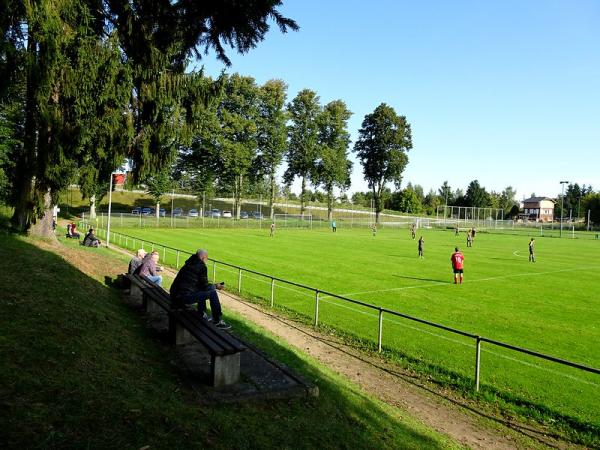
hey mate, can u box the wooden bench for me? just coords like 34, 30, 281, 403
125, 274, 246, 387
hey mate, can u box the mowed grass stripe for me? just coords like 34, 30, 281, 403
113, 225, 600, 427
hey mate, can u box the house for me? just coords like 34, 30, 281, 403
521, 197, 555, 222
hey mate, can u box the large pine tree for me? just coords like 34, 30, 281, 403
1, 0, 298, 234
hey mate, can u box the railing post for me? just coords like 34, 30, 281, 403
176, 250, 180, 268
213, 261, 216, 282
151, 243, 154, 252
162, 246, 166, 261
475, 336, 481, 392
270, 278, 275, 307
238, 268, 242, 293
314, 290, 320, 327
125, 236, 128, 248
378, 308, 383, 353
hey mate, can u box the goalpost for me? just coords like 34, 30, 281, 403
273, 214, 313, 229
435, 205, 504, 229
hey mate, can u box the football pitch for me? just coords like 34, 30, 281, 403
111, 223, 600, 428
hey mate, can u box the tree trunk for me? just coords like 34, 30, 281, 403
11, 177, 35, 232
29, 190, 56, 238
234, 174, 243, 219
300, 176, 306, 217
11, 36, 38, 232
373, 186, 381, 224
269, 172, 276, 219
327, 187, 334, 221
89, 194, 97, 219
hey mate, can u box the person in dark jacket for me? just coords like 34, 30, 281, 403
170, 249, 230, 330
82, 228, 101, 247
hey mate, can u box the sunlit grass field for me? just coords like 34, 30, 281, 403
106, 223, 600, 433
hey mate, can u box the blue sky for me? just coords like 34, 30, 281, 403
197, 0, 599, 201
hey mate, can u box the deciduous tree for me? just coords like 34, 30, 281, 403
353, 103, 412, 223
285, 89, 321, 216
314, 100, 352, 220
254, 79, 288, 219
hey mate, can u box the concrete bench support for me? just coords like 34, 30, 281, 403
172, 320, 194, 345
145, 297, 163, 314
130, 282, 143, 301
212, 353, 241, 387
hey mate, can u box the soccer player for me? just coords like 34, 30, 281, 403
454, 224, 459, 236
418, 236, 424, 258
411, 223, 416, 240
466, 230, 473, 247
270, 222, 276, 237
371, 223, 377, 236
450, 247, 465, 284
332, 220, 337, 232
528, 238, 535, 262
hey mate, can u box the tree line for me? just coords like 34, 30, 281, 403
3, 2, 598, 232
0, 0, 298, 235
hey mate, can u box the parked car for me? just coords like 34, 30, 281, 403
131, 207, 142, 214
210, 208, 221, 218
188, 208, 199, 217
240, 211, 249, 219
142, 207, 153, 215
222, 210, 232, 218
251, 211, 263, 219
159, 208, 166, 217
173, 207, 183, 217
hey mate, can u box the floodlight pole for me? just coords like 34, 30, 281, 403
559, 181, 568, 237
106, 172, 115, 247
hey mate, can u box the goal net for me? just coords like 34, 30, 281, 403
274, 214, 313, 228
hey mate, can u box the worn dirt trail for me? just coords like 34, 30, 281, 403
220, 291, 579, 450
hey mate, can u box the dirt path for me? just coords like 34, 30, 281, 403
219, 291, 578, 450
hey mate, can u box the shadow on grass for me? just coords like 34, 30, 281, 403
0, 232, 451, 449
392, 274, 449, 283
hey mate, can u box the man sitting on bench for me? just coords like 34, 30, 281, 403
170, 249, 231, 330
136, 251, 163, 286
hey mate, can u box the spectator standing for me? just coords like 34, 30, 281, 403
418, 236, 424, 258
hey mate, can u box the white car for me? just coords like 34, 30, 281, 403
188, 208, 199, 217
222, 210, 232, 218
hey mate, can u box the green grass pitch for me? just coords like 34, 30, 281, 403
110, 223, 600, 429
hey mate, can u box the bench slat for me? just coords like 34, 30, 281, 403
184, 310, 246, 352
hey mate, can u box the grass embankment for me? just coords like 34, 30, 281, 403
0, 230, 458, 449
58, 187, 409, 222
